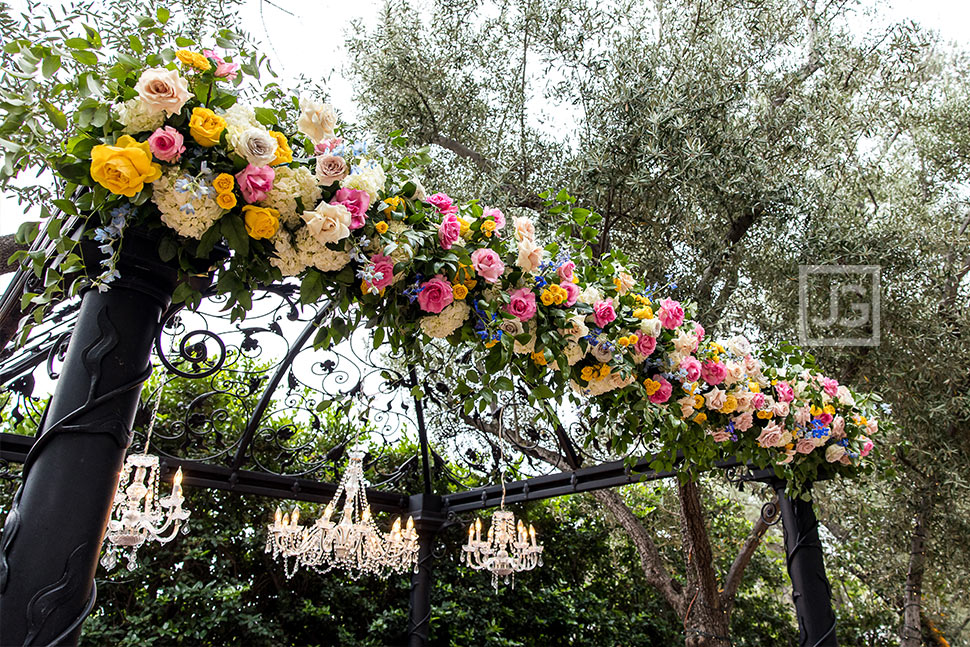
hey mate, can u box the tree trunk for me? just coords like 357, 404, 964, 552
900, 498, 932, 647
678, 480, 731, 647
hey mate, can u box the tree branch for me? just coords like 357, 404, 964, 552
720, 505, 775, 613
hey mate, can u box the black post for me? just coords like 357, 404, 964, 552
406, 493, 443, 647
773, 482, 838, 647
0, 229, 181, 646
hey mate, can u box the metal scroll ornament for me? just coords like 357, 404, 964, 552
101, 384, 191, 571
265, 451, 418, 578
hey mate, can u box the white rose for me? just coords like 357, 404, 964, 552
516, 238, 543, 273
639, 318, 662, 337
238, 128, 279, 167
134, 67, 191, 115
297, 97, 337, 144
836, 385, 856, 407
578, 286, 603, 305
301, 203, 351, 244
563, 315, 589, 340
591, 342, 613, 363
825, 444, 847, 463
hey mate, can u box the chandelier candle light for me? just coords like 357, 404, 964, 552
101, 383, 191, 571
265, 451, 419, 578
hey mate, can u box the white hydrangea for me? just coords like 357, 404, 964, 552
270, 230, 307, 276
295, 228, 351, 272
419, 301, 470, 338
341, 160, 386, 202
223, 103, 261, 155
260, 166, 322, 227
114, 98, 165, 134
152, 169, 223, 239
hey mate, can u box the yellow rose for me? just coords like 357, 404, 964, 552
452, 284, 468, 300
458, 217, 471, 237
269, 131, 293, 165
480, 219, 496, 237
189, 107, 226, 147
89, 135, 162, 198
757, 409, 773, 419
694, 413, 708, 424
177, 50, 211, 71
643, 378, 661, 396
242, 205, 280, 240
531, 351, 547, 366
216, 192, 237, 210
213, 173, 235, 194
540, 289, 555, 306
382, 196, 403, 216
719, 394, 738, 414
375, 221, 389, 234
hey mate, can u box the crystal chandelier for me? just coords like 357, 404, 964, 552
265, 451, 418, 578
101, 384, 191, 571
462, 426, 543, 589
462, 509, 543, 589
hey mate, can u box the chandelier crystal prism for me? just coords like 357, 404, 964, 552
265, 451, 418, 578
101, 384, 190, 571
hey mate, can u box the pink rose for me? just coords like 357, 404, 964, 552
693, 323, 705, 344
771, 401, 790, 418
417, 275, 454, 313
235, 164, 275, 203
315, 154, 348, 186
816, 412, 833, 426
593, 298, 616, 327
700, 360, 727, 386
757, 422, 784, 448
331, 188, 371, 230
484, 207, 505, 229
147, 126, 185, 162
470, 248, 505, 283
657, 298, 685, 329
203, 49, 240, 80
794, 405, 811, 425
743, 354, 760, 376
557, 261, 576, 283
866, 419, 878, 435
796, 438, 816, 454
506, 287, 537, 322
561, 281, 579, 306
314, 138, 343, 154
635, 334, 656, 357
679, 356, 702, 382
516, 238, 543, 272
711, 429, 732, 443
649, 376, 672, 404
775, 381, 794, 403
830, 416, 846, 440
735, 392, 754, 412
705, 387, 727, 410
822, 377, 839, 397
368, 254, 395, 291
860, 438, 874, 458
752, 392, 766, 410
438, 213, 461, 249
426, 192, 457, 216
733, 411, 754, 432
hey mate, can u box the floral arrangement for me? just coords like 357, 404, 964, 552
10, 24, 882, 495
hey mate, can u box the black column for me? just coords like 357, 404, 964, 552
773, 482, 838, 647
0, 229, 181, 646
406, 493, 443, 647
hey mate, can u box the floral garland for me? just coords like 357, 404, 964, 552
23, 37, 882, 495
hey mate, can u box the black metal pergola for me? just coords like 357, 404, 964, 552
0, 234, 838, 646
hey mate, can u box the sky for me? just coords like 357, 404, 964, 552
2, 0, 970, 237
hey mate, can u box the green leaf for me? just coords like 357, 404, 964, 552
175, 36, 195, 47
493, 376, 514, 391
41, 101, 68, 130
128, 35, 144, 54
158, 237, 178, 262
42, 55, 60, 78
64, 38, 91, 49
221, 215, 249, 256
254, 107, 278, 126
70, 50, 98, 66
156, 7, 171, 23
